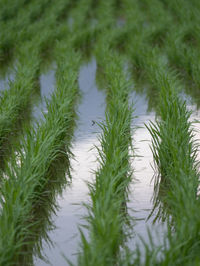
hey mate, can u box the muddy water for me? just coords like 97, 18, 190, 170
35, 58, 106, 266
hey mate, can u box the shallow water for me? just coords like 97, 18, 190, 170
116, 17, 126, 28
35, 58, 106, 265
183, 93, 200, 161
0, 68, 14, 92
127, 92, 167, 255
32, 67, 56, 122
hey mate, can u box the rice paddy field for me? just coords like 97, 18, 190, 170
1, 0, 200, 265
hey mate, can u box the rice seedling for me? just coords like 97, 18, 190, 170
100, 1, 200, 264
25, 0, 78, 65
0, 0, 28, 22
0, 44, 41, 169
94, 0, 128, 72
144, 51, 194, 219
127, 0, 195, 204
0, 0, 51, 63
138, 0, 200, 108
143, 0, 200, 105
0, 0, 78, 167
67, 0, 95, 55
0, 0, 74, 65
1, 0, 200, 264
0, 45, 81, 265
136, 0, 172, 48
113, 3, 200, 265
96, 0, 116, 25
164, 27, 200, 103
67, 0, 115, 59
77, 44, 133, 265
160, 0, 198, 24
133, 56, 200, 266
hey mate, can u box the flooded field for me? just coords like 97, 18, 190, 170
35, 59, 106, 265
34, 80, 200, 265
1, 0, 200, 265
32, 67, 56, 121
35, 75, 166, 264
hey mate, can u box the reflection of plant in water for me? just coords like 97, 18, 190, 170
0, 46, 41, 171
1, 0, 200, 264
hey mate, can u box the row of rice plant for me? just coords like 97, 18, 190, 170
121, 0, 200, 102
118, 0, 200, 264
66, 0, 95, 55
0, 0, 29, 22
149, 0, 200, 100
0, 0, 77, 168
127, 49, 200, 266
122, 0, 162, 111
0, 44, 81, 265
0, 0, 76, 65
0, 0, 51, 62
77, 44, 133, 265
1, 0, 200, 264
0, 0, 99, 264
75, 2, 135, 264
0, 44, 40, 169
165, 7, 200, 101
136, 0, 200, 104
121, 0, 196, 108
144, 54, 200, 266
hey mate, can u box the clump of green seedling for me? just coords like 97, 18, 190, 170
0, 45, 81, 265
77, 44, 133, 266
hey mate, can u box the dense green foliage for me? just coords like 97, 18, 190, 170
0, 45, 80, 265
78, 49, 133, 266
0, 0, 200, 265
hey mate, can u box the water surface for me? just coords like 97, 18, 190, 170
35, 58, 106, 266
127, 92, 167, 254
32, 67, 56, 122
0, 67, 14, 92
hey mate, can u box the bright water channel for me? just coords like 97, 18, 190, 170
128, 92, 166, 255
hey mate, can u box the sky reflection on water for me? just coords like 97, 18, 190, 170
35, 58, 105, 266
